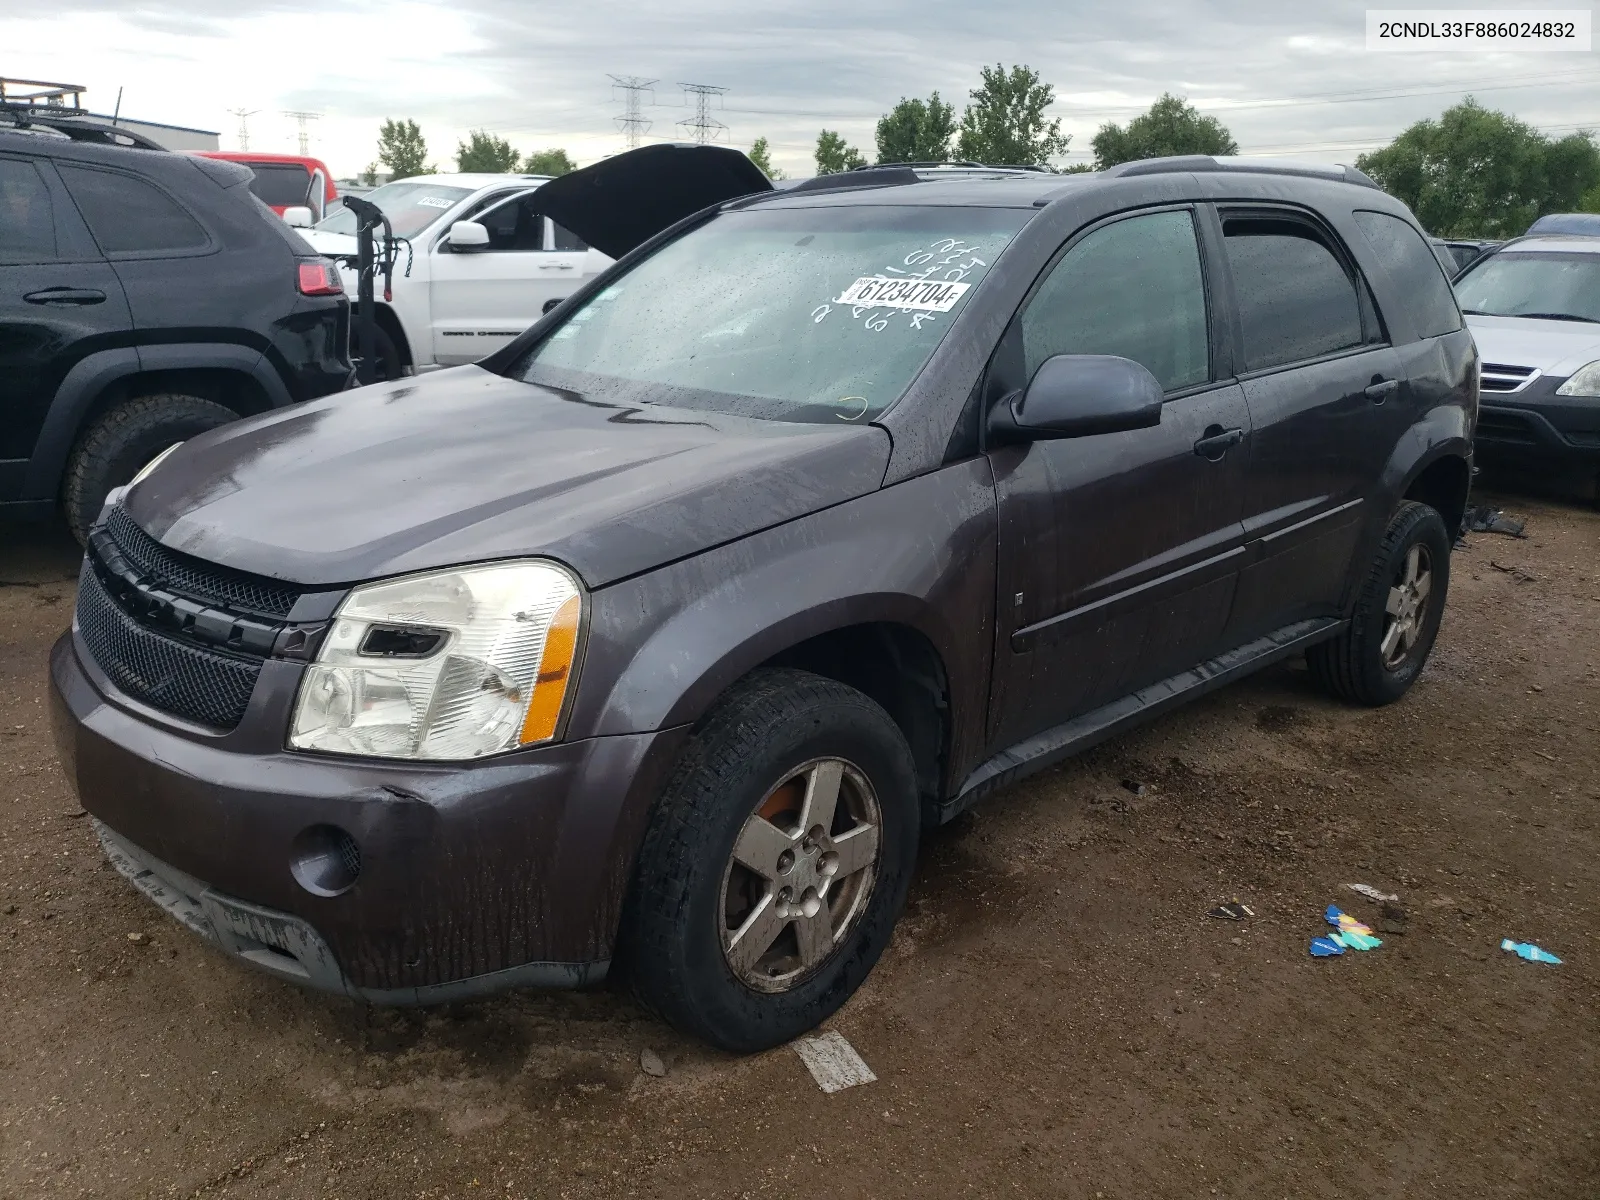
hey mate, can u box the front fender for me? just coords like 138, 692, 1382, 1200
566, 458, 1000, 791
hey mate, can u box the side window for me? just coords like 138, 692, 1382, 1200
1020, 209, 1209, 392
550, 221, 586, 251
58, 165, 208, 255
1353, 210, 1463, 339
1222, 215, 1363, 371
245, 163, 312, 208
0, 158, 58, 263
474, 194, 545, 251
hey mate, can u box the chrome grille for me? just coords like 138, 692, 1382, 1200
1479, 363, 1539, 394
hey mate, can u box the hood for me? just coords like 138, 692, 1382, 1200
296, 227, 359, 258
1466, 314, 1600, 376
124, 367, 891, 589
532, 143, 772, 259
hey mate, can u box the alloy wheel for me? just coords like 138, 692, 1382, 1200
718, 758, 882, 993
1381, 543, 1434, 670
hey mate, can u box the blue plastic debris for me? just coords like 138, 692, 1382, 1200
1502, 939, 1562, 965
1310, 936, 1345, 957
1325, 906, 1382, 951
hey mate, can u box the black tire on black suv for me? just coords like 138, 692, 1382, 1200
1309, 500, 1452, 706
62, 396, 237, 543
621, 668, 920, 1053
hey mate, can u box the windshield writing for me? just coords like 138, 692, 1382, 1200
512, 206, 1028, 423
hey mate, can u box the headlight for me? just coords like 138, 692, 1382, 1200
1556, 360, 1600, 397
289, 560, 582, 761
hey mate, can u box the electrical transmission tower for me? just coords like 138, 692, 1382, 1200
677, 83, 728, 144
281, 110, 321, 155
608, 75, 657, 149
228, 108, 259, 151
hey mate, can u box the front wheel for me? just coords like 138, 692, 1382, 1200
1309, 500, 1451, 706
619, 669, 919, 1052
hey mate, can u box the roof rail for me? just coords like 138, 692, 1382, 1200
846, 160, 1056, 174
1100, 155, 1381, 190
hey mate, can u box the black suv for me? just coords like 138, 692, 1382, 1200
50, 148, 1476, 1052
0, 125, 351, 539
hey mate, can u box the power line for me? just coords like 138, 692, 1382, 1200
281, 110, 321, 156
678, 83, 728, 144
608, 75, 657, 149
227, 107, 259, 152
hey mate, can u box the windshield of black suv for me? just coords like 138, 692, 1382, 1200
313, 181, 473, 238
1455, 251, 1600, 324
511, 205, 1030, 423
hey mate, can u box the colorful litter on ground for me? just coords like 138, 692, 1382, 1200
1501, 939, 1562, 965
1309, 936, 1345, 957
1311, 905, 1384, 956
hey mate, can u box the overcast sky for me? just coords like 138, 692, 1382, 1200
5, 0, 1597, 177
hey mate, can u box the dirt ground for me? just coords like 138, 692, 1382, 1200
1, 486, 1596, 1200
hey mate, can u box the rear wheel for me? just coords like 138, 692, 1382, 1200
620, 669, 919, 1052
1309, 500, 1451, 706
62, 394, 237, 544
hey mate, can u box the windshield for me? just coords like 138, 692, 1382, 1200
1455, 252, 1600, 324
314, 181, 473, 238
511, 205, 1029, 423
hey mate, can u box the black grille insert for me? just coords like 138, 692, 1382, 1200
76, 562, 261, 730
105, 506, 300, 619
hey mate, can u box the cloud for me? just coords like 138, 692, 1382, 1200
5, 0, 1595, 176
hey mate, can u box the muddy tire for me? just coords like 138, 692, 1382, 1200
62, 395, 237, 544
619, 669, 919, 1053
1309, 500, 1451, 707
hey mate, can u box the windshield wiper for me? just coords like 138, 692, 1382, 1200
1512, 312, 1600, 324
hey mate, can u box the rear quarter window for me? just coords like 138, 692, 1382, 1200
58, 164, 209, 255
1354, 210, 1463, 339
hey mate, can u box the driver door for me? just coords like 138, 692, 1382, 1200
986, 206, 1253, 749
429, 192, 586, 365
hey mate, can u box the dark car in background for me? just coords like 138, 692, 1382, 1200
0, 125, 351, 538
49, 148, 1476, 1052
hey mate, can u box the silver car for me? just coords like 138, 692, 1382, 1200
1455, 234, 1600, 483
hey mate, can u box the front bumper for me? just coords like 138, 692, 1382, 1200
1475, 378, 1600, 465
50, 630, 688, 1002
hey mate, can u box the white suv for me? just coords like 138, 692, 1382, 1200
298, 173, 613, 376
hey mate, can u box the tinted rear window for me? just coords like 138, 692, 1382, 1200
1224, 217, 1363, 371
1355, 211, 1462, 339
59, 165, 209, 254
0, 158, 57, 262
245, 163, 312, 207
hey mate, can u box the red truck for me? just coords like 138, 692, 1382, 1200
196, 151, 338, 221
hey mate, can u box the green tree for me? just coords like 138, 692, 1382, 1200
360, 162, 379, 187
1358, 99, 1600, 238
1091, 93, 1237, 169
814, 129, 868, 174
954, 64, 1070, 166
522, 148, 577, 176
748, 136, 786, 179
455, 129, 521, 173
377, 118, 428, 180
876, 92, 957, 163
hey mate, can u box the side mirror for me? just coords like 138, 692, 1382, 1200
282, 206, 314, 228
988, 354, 1164, 444
446, 220, 490, 250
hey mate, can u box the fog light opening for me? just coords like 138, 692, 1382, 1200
290, 824, 362, 897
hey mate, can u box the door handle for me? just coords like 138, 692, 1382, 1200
537, 263, 574, 271
1193, 425, 1245, 460
1364, 379, 1399, 403
24, 288, 107, 305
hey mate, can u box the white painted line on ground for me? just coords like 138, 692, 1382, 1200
792, 1030, 877, 1093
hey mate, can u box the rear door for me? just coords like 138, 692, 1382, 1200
1216, 207, 1402, 644
428, 192, 583, 365
986, 205, 1253, 748
0, 154, 132, 503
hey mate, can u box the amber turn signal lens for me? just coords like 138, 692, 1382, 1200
519, 594, 581, 744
